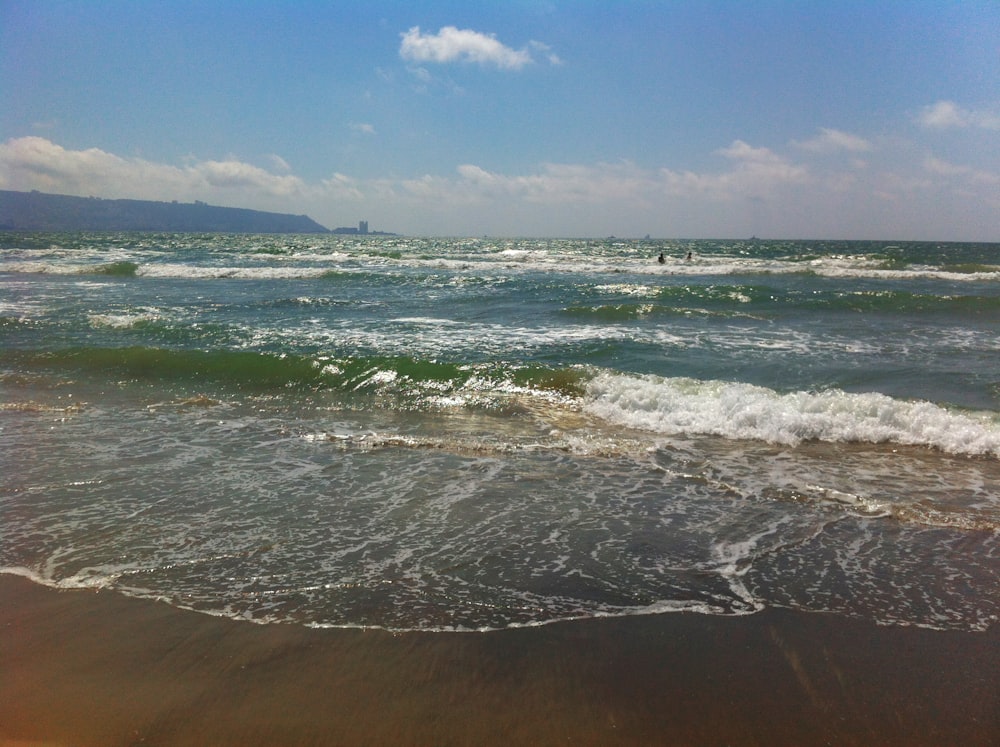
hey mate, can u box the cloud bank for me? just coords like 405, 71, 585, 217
1, 122, 996, 240
0, 137, 306, 201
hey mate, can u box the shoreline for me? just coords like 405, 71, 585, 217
2, 574, 997, 746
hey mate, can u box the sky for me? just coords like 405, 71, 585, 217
1, 0, 998, 240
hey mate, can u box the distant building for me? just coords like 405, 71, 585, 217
332, 219, 398, 236
333, 219, 369, 235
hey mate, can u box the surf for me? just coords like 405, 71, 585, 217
583, 372, 1000, 457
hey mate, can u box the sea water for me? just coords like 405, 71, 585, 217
1, 233, 998, 631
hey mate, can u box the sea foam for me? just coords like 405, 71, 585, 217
584, 373, 1000, 456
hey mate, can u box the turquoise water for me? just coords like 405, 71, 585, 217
2, 233, 998, 631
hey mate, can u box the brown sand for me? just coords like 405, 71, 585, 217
1, 574, 997, 746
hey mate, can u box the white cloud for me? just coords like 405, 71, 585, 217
196, 160, 304, 195
705, 140, 810, 197
917, 100, 1000, 130
529, 40, 563, 66
267, 154, 292, 172
924, 155, 999, 185
924, 155, 968, 177
453, 161, 659, 205
392, 149, 815, 214
399, 26, 551, 70
408, 66, 432, 83
793, 128, 873, 153
320, 172, 365, 200
2, 135, 997, 240
918, 101, 964, 129
0, 136, 307, 201
716, 140, 782, 163
350, 122, 376, 135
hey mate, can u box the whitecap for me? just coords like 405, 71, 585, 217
584, 373, 1000, 456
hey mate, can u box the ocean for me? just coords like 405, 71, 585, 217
2, 232, 998, 633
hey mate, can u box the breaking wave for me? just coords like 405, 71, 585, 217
584, 372, 1000, 457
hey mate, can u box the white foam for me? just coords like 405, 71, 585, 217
0, 566, 50, 585
0, 564, 116, 591
5, 248, 998, 283
389, 316, 463, 326
139, 264, 332, 280
88, 308, 165, 328
584, 373, 1000, 456
592, 283, 659, 297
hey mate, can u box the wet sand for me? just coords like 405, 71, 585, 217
1, 574, 997, 746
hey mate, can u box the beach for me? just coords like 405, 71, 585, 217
2, 574, 997, 746
2, 235, 999, 744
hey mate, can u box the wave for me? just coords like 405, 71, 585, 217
583, 373, 1000, 457
94, 260, 139, 276
2, 347, 329, 389
563, 303, 681, 321
4, 253, 1000, 283
570, 285, 1000, 316
1, 346, 587, 401
0, 261, 339, 280
6, 343, 999, 456
801, 289, 1000, 313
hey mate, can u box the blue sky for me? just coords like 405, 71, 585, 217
2, 1, 998, 239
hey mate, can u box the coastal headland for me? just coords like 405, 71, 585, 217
0, 189, 330, 233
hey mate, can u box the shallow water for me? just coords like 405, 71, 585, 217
2, 233, 998, 631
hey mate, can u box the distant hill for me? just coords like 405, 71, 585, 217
0, 190, 330, 233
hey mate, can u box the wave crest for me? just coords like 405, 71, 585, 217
584, 373, 1000, 457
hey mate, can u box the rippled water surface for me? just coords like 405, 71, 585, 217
2, 233, 998, 630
